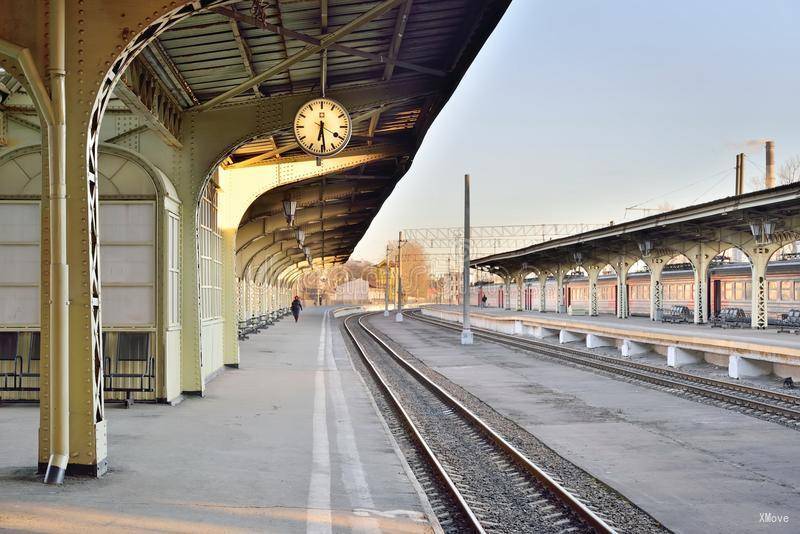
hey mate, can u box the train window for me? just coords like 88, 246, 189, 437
734, 282, 744, 301
795, 281, 800, 301
768, 281, 779, 301
723, 282, 732, 300
117, 332, 150, 361
0, 332, 19, 360
745, 282, 752, 300
781, 281, 792, 301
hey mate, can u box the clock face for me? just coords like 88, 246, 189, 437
293, 98, 353, 157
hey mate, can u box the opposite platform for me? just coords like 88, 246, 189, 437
425, 305, 800, 380
0, 307, 433, 533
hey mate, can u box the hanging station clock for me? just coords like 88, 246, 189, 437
293, 97, 353, 158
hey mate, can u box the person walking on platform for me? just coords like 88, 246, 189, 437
291, 296, 303, 322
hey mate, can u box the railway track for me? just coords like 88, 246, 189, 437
344, 312, 617, 534
409, 311, 800, 426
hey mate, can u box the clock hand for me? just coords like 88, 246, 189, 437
314, 121, 343, 138
317, 121, 324, 142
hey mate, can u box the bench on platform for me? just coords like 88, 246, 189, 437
777, 309, 800, 334
103, 332, 155, 407
662, 305, 692, 324
710, 308, 749, 329
0, 333, 40, 393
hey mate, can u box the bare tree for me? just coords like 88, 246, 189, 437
779, 155, 800, 185
748, 174, 764, 192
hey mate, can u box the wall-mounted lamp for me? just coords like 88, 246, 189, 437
283, 200, 297, 227
296, 229, 305, 246
573, 251, 584, 265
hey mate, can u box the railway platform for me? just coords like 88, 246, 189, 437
424, 305, 800, 381
371, 312, 800, 533
0, 308, 434, 533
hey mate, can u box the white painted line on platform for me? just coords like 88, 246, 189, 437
325, 311, 381, 534
307, 310, 332, 534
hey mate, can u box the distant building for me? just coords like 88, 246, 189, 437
333, 279, 381, 304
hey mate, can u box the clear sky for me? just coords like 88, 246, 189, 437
350, 0, 800, 263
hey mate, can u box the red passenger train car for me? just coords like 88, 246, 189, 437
471, 259, 800, 323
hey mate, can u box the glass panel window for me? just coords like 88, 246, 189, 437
199, 183, 222, 320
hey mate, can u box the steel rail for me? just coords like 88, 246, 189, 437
345, 313, 617, 534
343, 314, 485, 533
409, 311, 800, 422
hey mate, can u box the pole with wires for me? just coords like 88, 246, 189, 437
395, 231, 406, 322
384, 244, 390, 317
461, 174, 473, 344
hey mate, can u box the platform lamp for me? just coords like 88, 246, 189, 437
638, 239, 653, 258
296, 228, 305, 246
283, 199, 297, 227
749, 220, 776, 245
573, 251, 584, 266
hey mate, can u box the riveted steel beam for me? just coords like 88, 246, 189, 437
227, 5, 262, 98
115, 57, 183, 147
212, 4, 445, 82
195, 0, 407, 110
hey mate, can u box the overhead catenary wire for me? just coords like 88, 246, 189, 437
689, 169, 734, 205
624, 165, 734, 216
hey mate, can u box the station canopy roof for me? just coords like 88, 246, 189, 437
472, 182, 800, 273
141, 0, 511, 266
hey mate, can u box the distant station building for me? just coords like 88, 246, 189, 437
332, 279, 382, 304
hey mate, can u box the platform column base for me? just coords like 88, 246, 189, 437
729, 354, 772, 379
38, 459, 109, 479
461, 329, 473, 345
586, 334, 615, 349
559, 330, 584, 344
395, 312, 404, 322
621, 339, 651, 357
667, 346, 703, 368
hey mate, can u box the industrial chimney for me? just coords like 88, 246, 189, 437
766, 140, 775, 189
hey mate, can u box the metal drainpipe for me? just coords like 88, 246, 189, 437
0, 15, 66, 485
43, 0, 69, 485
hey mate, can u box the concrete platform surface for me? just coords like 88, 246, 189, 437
372, 313, 800, 534
0, 308, 432, 533
429, 305, 800, 352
